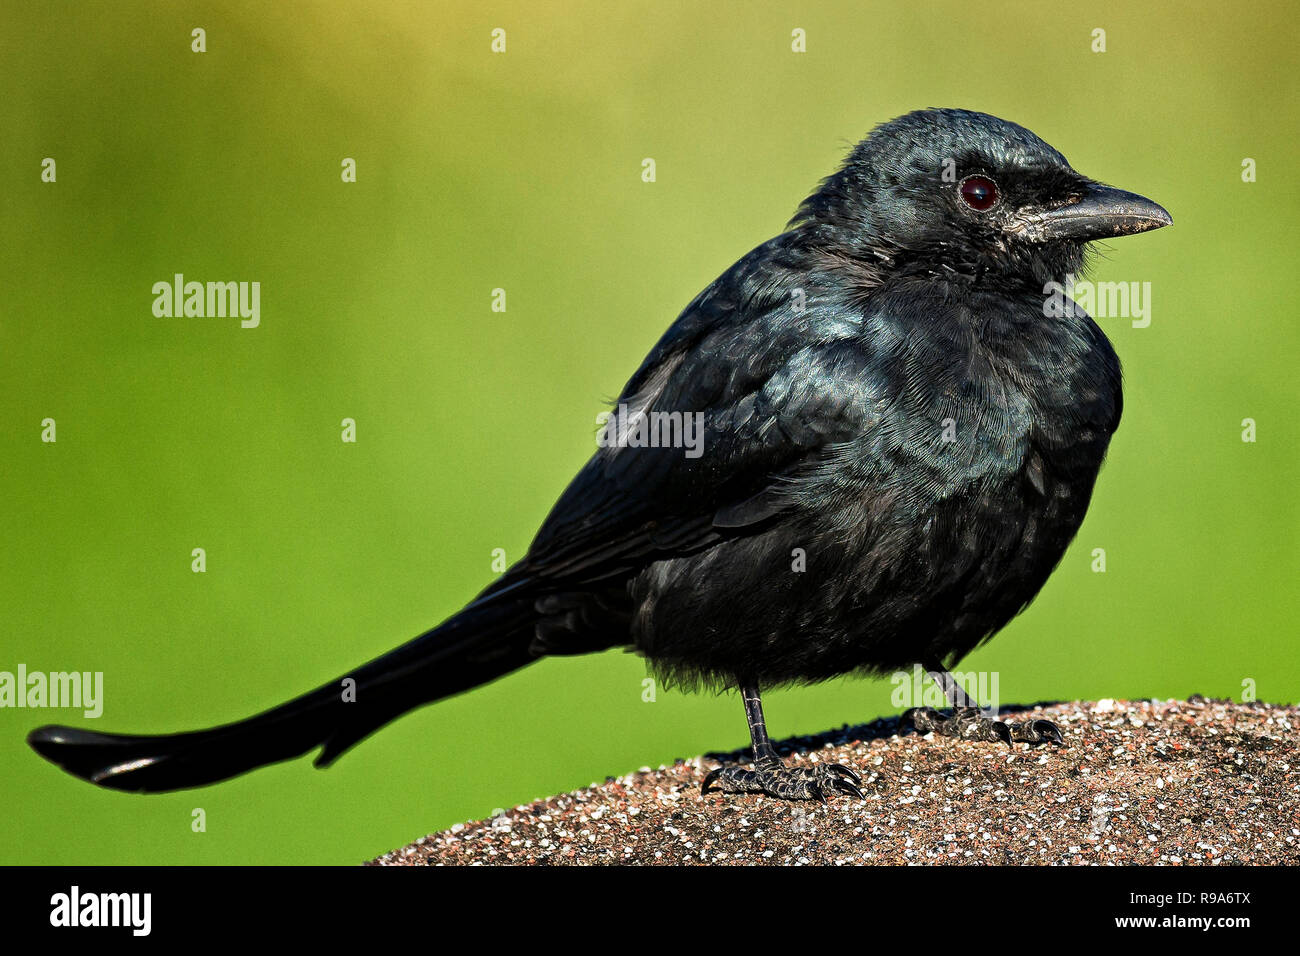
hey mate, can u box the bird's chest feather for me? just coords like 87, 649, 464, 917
888, 294, 1119, 496
802, 296, 1123, 595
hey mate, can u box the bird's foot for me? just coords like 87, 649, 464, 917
701, 754, 862, 801
904, 706, 1064, 746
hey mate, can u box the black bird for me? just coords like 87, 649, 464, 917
29, 109, 1171, 799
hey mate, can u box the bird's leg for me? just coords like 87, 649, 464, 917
904, 661, 1064, 746
701, 683, 862, 800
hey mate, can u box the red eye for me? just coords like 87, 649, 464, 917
959, 175, 998, 211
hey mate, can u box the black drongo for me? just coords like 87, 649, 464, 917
29, 109, 1171, 800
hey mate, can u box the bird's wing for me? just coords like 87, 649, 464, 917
519, 241, 889, 583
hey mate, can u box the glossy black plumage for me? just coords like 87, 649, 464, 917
28, 109, 1171, 794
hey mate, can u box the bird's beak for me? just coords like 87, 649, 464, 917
1007, 182, 1172, 242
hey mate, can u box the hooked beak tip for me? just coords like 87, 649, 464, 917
1009, 183, 1172, 242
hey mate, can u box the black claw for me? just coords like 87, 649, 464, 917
828, 776, 864, 799
700, 768, 722, 794
701, 758, 863, 802
1035, 719, 1065, 745
827, 762, 862, 784
904, 700, 1064, 748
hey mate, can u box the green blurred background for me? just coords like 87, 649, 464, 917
1, 1, 1295, 865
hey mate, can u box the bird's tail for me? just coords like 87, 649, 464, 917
26, 579, 541, 793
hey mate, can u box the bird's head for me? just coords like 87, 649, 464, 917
794, 108, 1171, 290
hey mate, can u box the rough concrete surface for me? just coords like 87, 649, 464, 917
370, 697, 1298, 866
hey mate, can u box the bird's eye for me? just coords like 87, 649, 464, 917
959, 175, 999, 211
